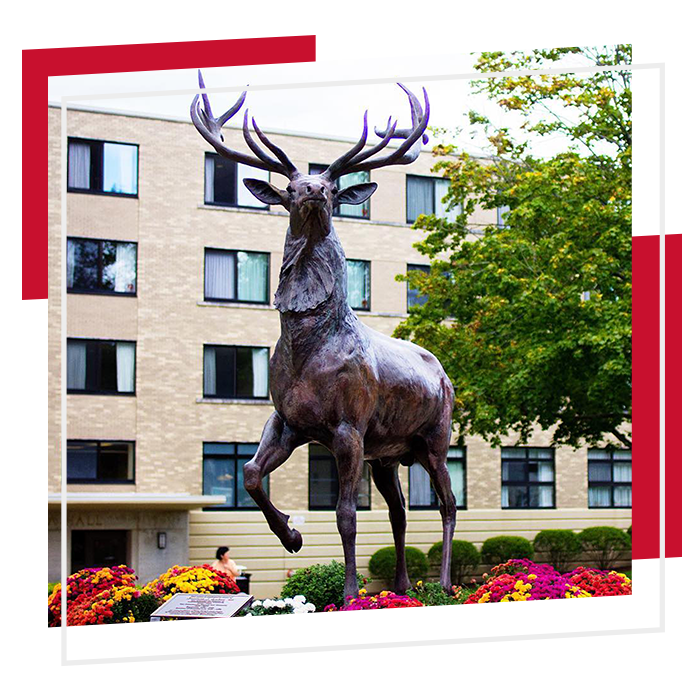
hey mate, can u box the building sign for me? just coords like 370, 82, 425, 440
150, 593, 253, 621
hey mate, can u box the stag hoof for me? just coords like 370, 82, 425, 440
283, 528, 303, 553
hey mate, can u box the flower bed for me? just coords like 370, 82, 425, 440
325, 590, 425, 611
463, 559, 631, 604
142, 565, 240, 601
244, 595, 315, 615
66, 585, 160, 626
48, 565, 138, 627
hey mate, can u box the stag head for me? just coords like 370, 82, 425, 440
191, 72, 430, 237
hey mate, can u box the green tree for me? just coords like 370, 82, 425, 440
395, 46, 631, 448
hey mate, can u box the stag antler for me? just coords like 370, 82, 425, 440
190, 70, 298, 177
325, 83, 430, 179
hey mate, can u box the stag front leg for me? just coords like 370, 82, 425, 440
332, 424, 364, 602
244, 412, 306, 553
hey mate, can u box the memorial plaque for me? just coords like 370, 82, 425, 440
150, 593, 253, 621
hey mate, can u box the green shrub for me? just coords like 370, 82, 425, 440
407, 581, 458, 606
480, 536, 534, 564
280, 561, 368, 611
368, 546, 428, 585
48, 582, 58, 596
578, 527, 631, 570
628, 525, 632, 538
428, 540, 480, 584
533, 529, 582, 573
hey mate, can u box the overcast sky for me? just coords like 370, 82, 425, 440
47, 51, 599, 160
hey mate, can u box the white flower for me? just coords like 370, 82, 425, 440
305, 603, 316, 612
274, 600, 286, 608
293, 595, 306, 604
251, 600, 262, 608
262, 599, 273, 609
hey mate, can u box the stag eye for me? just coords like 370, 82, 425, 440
286, 185, 293, 193
331, 187, 338, 195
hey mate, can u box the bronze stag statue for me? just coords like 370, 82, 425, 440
192, 72, 456, 600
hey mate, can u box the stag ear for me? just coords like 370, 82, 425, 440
336, 182, 378, 205
243, 179, 289, 209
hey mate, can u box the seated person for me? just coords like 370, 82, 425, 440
211, 546, 240, 579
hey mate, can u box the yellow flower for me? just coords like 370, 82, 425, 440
358, 588, 367, 596
416, 581, 423, 587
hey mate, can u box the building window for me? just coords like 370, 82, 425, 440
203, 345, 269, 399
501, 447, 555, 509
408, 447, 467, 509
406, 175, 458, 224
67, 339, 136, 394
67, 440, 135, 483
67, 237, 137, 295
72, 530, 129, 571
308, 444, 371, 510
203, 442, 267, 509
588, 449, 632, 508
204, 248, 269, 303
407, 263, 430, 309
204, 153, 270, 209
68, 138, 138, 196
496, 204, 510, 228
347, 259, 371, 310
309, 164, 371, 219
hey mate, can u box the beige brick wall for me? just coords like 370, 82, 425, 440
48, 105, 630, 588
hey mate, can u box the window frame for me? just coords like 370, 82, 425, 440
67, 236, 138, 297
308, 163, 371, 220
67, 337, 137, 396
501, 446, 556, 510
307, 444, 371, 511
67, 439, 136, 484
405, 174, 436, 224
67, 137, 139, 198
406, 263, 431, 310
587, 448, 632, 509
203, 247, 270, 305
202, 344, 270, 400
202, 442, 268, 511
346, 258, 372, 312
203, 152, 271, 210
407, 447, 467, 511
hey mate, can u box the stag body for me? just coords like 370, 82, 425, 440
192, 75, 456, 599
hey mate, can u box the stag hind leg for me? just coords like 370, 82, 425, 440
415, 436, 457, 592
369, 461, 411, 594
244, 412, 307, 553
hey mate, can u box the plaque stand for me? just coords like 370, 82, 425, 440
150, 592, 253, 621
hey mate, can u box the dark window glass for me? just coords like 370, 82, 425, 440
203, 345, 269, 399
71, 530, 129, 572
67, 339, 135, 394
204, 154, 269, 209
347, 259, 371, 311
203, 442, 268, 510
308, 444, 371, 510
204, 248, 269, 303
67, 441, 134, 483
407, 263, 430, 309
408, 447, 466, 509
67, 237, 137, 295
588, 449, 632, 508
309, 164, 371, 219
501, 447, 555, 509
68, 138, 138, 196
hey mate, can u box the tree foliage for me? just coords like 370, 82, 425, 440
394, 46, 631, 448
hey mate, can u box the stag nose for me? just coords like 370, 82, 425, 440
305, 183, 326, 197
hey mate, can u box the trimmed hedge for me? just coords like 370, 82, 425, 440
369, 546, 428, 585
533, 529, 581, 573
428, 540, 480, 584
578, 527, 631, 570
280, 561, 367, 611
481, 536, 534, 564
